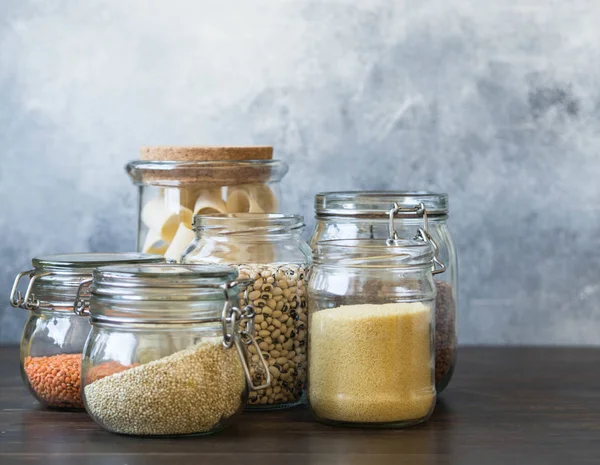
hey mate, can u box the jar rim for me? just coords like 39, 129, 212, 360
315, 191, 448, 218
126, 159, 289, 187
193, 213, 304, 235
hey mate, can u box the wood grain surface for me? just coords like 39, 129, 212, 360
0, 346, 598, 465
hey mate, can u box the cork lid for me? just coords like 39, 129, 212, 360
140, 146, 273, 162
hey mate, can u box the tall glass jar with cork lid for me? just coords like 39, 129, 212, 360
126, 146, 288, 262
308, 235, 439, 428
182, 213, 312, 410
310, 191, 457, 393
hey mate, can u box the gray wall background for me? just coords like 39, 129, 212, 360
1, 0, 599, 345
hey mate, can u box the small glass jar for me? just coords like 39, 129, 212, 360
182, 213, 312, 410
126, 147, 289, 262
310, 191, 457, 392
9, 253, 165, 409
75, 264, 271, 437
308, 238, 437, 428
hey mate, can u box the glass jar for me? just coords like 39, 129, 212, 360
9, 253, 165, 409
126, 147, 289, 262
182, 213, 312, 410
310, 191, 457, 393
308, 238, 437, 428
75, 264, 271, 437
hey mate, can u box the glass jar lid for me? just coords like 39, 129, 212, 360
126, 160, 289, 187
313, 238, 435, 268
89, 263, 238, 298
315, 191, 449, 218
10, 253, 165, 311
193, 213, 304, 236
32, 252, 165, 273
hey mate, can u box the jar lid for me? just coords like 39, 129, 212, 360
81, 264, 243, 323
313, 238, 434, 268
32, 252, 165, 273
315, 191, 449, 218
91, 263, 238, 292
193, 213, 304, 235
140, 146, 273, 162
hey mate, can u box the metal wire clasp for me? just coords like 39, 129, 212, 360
73, 278, 93, 316
220, 280, 272, 391
387, 202, 446, 275
415, 228, 446, 275
9, 269, 51, 310
387, 202, 426, 242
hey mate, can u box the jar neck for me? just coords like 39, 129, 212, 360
313, 239, 435, 269
196, 228, 304, 243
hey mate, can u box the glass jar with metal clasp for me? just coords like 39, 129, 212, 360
308, 221, 442, 427
310, 191, 457, 392
73, 264, 271, 437
9, 253, 165, 410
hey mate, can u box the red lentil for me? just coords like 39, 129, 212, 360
24, 355, 138, 409
23, 353, 83, 409
87, 361, 138, 383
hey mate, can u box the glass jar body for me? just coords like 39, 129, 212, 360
308, 258, 436, 428
182, 218, 312, 410
20, 309, 90, 409
310, 216, 457, 392
81, 320, 248, 437
127, 160, 288, 261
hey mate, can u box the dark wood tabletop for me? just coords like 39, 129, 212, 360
0, 346, 598, 465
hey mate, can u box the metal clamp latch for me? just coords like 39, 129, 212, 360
9, 269, 51, 310
220, 279, 272, 391
73, 278, 93, 316
387, 202, 446, 275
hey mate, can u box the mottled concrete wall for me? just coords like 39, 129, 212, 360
1, 0, 599, 345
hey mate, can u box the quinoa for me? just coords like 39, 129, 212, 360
309, 302, 435, 424
83, 337, 246, 436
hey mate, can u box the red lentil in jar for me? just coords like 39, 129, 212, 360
23, 354, 83, 408
10, 252, 166, 409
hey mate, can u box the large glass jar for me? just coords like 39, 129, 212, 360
9, 253, 165, 409
182, 213, 312, 410
310, 191, 457, 393
75, 264, 271, 437
308, 238, 437, 428
126, 146, 289, 262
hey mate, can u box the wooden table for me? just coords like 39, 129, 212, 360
0, 346, 598, 464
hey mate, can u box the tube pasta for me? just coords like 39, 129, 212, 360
141, 196, 193, 242
226, 188, 251, 213
141, 229, 169, 255
226, 184, 278, 213
193, 194, 228, 215
181, 187, 222, 210
164, 223, 196, 262
247, 184, 278, 213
